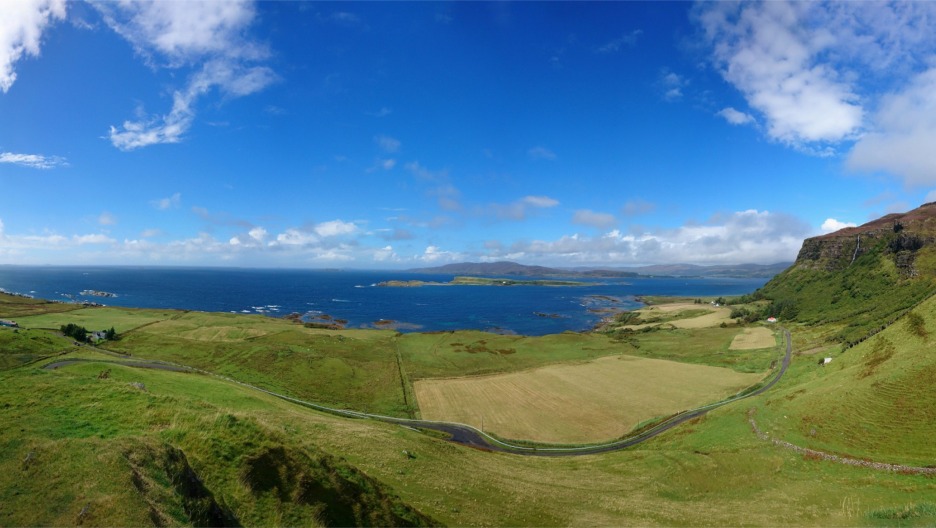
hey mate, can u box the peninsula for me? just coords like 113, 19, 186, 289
377, 276, 593, 287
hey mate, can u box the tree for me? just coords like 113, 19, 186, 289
105, 326, 118, 340
61, 323, 89, 342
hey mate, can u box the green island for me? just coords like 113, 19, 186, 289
378, 275, 593, 287
4, 205, 936, 526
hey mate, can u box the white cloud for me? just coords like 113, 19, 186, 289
697, 1, 936, 167
659, 70, 687, 102
375, 134, 401, 153
0, 0, 66, 93
98, 212, 117, 226
488, 195, 559, 221
151, 192, 181, 210
314, 220, 359, 237
73, 234, 116, 245
573, 209, 616, 229
140, 228, 162, 238
381, 158, 396, 170
717, 107, 754, 126
272, 228, 318, 247
847, 67, 936, 185
697, 2, 863, 147
528, 146, 556, 161
99, 1, 275, 150
95, 1, 264, 65
373, 245, 398, 262
622, 199, 656, 217
405, 161, 447, 182
504, 209, 809, 266
418, 245, 462, 263
820, 218, 857, 233
0, 151, 67, 169
521, 195, 559, 208
595, 30, 642, 54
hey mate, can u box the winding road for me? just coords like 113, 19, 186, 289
44, 329, 792, 457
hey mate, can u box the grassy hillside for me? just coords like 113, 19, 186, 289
3, 350, 934, 526
5, 291, 936, 525
754, 294, 936, 467
759, 218, 936, 345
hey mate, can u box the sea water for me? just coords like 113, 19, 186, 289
0, 266, 769, 335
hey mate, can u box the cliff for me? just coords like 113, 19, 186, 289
793, 202, 936, 277
759, 203, 936, 345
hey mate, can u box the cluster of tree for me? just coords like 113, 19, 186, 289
61, 323, 89, 342
60, 324, 118, 343
728, 298, 798, 323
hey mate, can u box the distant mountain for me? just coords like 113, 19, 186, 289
407, 261, 791, 279
406, 261, 639, 278
597, 262, 793, 279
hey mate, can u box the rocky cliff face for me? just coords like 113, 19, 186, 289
760, 203, 936, 345
793, 203, 936, 277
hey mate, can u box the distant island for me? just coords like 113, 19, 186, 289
377, 276, 592, 287
408, 260, 791, 279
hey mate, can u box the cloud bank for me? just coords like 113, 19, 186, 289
697, 1, 936, 184
97, 1, 276, 150
0, 0, 66, 93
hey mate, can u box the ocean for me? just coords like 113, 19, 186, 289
0, 266, 769, 336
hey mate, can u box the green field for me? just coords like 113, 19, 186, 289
3, 291, 936, 525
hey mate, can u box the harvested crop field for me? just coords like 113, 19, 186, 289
414, 355, 763, 444
729, 327, 776, 350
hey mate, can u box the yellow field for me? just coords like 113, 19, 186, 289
729, 327, 776, 350
414, 355, 763, 444
622, 302, 733, 330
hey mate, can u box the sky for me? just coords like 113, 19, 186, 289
3, 1, 936, 269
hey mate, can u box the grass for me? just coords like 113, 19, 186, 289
759, 235, 936, 345
626, 326, 778, 373
414, 354, 763, 443
0, 327, 75, 370
5, 353, 935, 527
754, 294, 936, 467
5, 290, 936, 525
729, 327, 777, 350
0, 293, 83, 318
13, 306, 180, 333
397, 330, 630, 380
0, 359, 433, 527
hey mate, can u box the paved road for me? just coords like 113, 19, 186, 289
43, 329, 793, 457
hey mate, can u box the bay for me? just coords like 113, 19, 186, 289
0, 266, 769, 336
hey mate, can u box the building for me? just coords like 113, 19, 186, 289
0, 320, 18, 328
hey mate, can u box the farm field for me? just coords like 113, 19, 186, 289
414, 354, 763, 443
730, 327, 777, 350
15, 306, 181, 334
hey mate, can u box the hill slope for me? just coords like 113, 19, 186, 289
758, 202, 936, 344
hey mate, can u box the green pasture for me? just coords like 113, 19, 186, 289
2, 353, 934, 526
13, 306, 180, 333
4, 291, 936, 525
625, 326, 778, 373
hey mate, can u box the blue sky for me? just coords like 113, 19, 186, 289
2, 1, 936, 268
